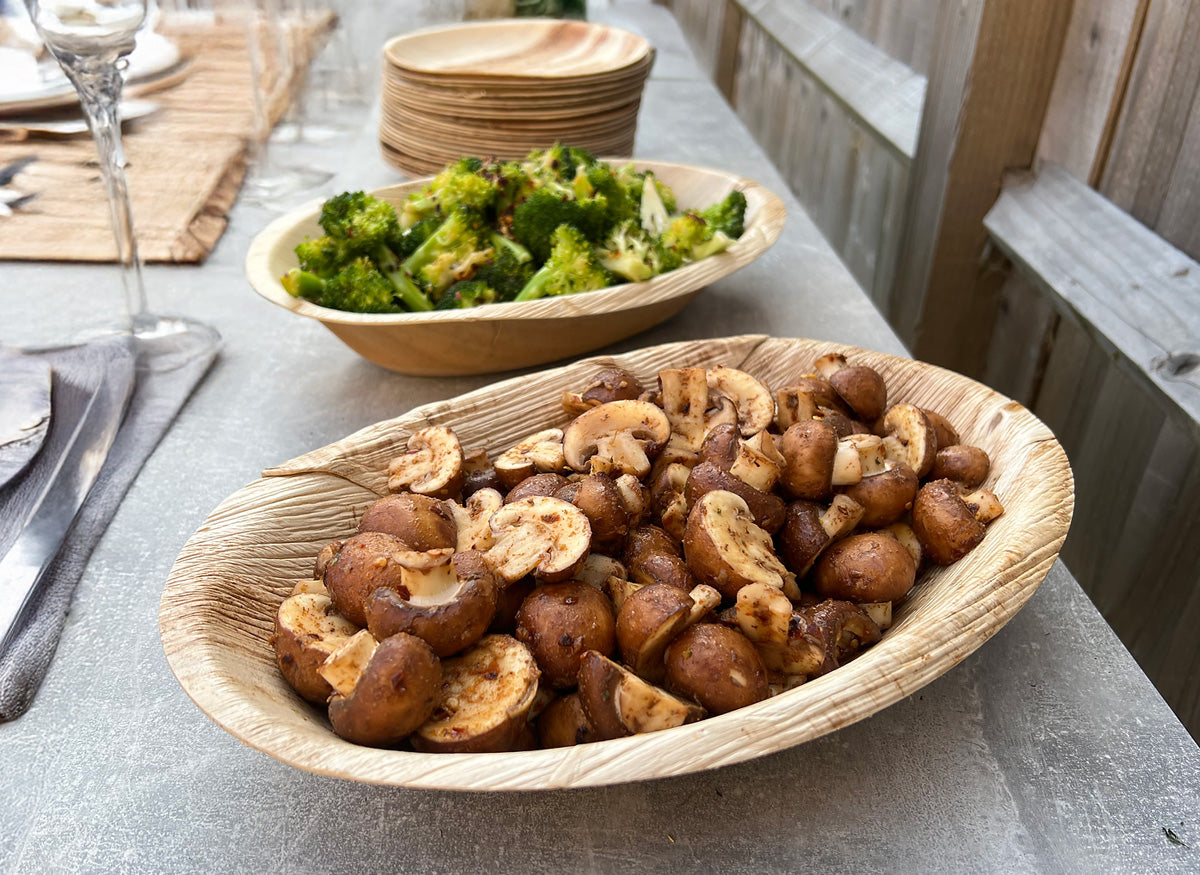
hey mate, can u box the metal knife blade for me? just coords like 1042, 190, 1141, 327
0, 155, 36, 187
0, 352, 134, 654
0, 353, 53, 492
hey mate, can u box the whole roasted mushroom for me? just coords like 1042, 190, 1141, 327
321, 631, 443, 747
561, 366, 645, 416
813, 352, 888, 423
664, 624, 769, 715
911, 478, 1004, 565
321, 531, 453, 627
358, 493, 457, 551
813, 530, 918, 603
364, 550, 499, 657
515, 581, 617, 689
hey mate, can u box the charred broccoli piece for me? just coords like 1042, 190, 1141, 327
596, 219, 679, 282
660, 211, 737, 264
402, 208, 493, 295
699, 189, 747, 239
511, 188, 611, 263
435, 279, 502, 309
515, 224, 613, 301
473, 244, 536, 301
281, 257, 403, 313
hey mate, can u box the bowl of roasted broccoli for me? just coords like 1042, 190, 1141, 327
245, 145, 787, 375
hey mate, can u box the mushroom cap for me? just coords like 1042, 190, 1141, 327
828, 365, 888, 423
322, 531, 435, 628
779, 419, 839, 500
505, 471, 572, 504
615, 583, 695, 681
386, 425, 465, 499
911, 478, 987, 565
555, 473, 631, 556
923, 409, 961, 450
779, 500, 829, 577
664, 624, 768, 715
326, 632, 442, 747
838, 462, 919, 528
364, 550, 499, 657
515, 580, 617, 689
562, 399, 671, 478
358, 493, 457, 552
930, 445, 991, 489
537, 691, 600, 748
813, 531, 917, 603
561, 366, 645, 416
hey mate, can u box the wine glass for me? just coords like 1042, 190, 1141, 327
21, 0, 219, 368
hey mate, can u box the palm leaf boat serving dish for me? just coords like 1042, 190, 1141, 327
159, 335, 1074, 790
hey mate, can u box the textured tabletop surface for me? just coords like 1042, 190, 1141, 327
1, 3, 1198, 873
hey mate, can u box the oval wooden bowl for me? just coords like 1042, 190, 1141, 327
243, 161, 787, 375
159, 335, 1074, 791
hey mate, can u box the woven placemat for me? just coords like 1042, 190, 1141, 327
0, 12, 332, 264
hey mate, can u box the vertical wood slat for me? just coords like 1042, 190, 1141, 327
1034, 0, 1146, 186
889, 0, 1073, 378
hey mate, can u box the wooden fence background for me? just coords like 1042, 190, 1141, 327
662, 0, 1200, 737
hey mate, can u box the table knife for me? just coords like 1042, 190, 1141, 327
0, 354, 134, 654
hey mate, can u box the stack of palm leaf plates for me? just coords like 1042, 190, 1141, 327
379, 18, 654, 175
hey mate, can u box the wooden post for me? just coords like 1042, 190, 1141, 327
888, 0, 1074, 379
714, 0, 745, 104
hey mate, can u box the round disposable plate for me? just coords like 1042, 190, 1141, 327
159, 334, 1074, 790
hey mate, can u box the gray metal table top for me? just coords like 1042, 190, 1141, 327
1, 3, 1198, 872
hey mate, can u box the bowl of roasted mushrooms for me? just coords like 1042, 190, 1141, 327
160, 335, 1073, 789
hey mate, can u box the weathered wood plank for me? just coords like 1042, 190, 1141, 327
1035, 0, 1146, 185
736, 0, 924, 161
981, 270, 1057, 406
984, 162, 1200, 433
888, 0, 1073, 377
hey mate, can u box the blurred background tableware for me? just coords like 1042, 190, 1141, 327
378, 18, 653, 177
20, 0, 219, 355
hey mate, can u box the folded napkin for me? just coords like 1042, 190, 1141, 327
0, 331, 217, 720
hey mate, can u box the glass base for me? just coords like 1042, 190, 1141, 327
241, 163, 334, 207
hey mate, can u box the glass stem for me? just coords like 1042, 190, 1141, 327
67, 57, 150, 334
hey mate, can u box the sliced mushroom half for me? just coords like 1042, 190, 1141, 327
682, 489, 796, 599
706, 365, 775, 436
272, 592, 359, 704
484, 495, 592, 584
562, 399, 671, 479
493, 428, 567, 489
412, 634, 541, 753
577, 650, 706, 740
387, 425, 465, 499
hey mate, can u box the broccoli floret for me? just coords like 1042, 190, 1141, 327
294, 235, 348, 279
387, 215, 441, 260
596, 219, 678, 282
280, 258, 403, 314
639, 171, 673, 236
522, 143, 595, 190
515, 224, 613, 301
699, 189, 747, 239
575, 162, 637, 228
435, 279, 502, 309
474, 245, 536, 301
402, 209, 493, 295
660, 211, 736, 264
312, 190, 432, 311
425, 157, 505, 215
511, 188, 611, 262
